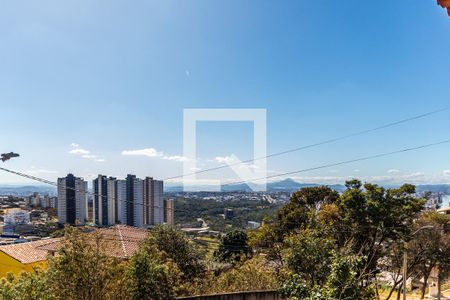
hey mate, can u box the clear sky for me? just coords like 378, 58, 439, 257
1, 0, 450, 186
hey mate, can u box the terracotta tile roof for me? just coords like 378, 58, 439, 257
0, 238, 61, 264
35, 239, 62, 252
97, 225, 148, 258
37, 225, 149, 259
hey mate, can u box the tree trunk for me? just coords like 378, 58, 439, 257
421, 275, 428, 299
386, 279, 401, 300
437, 270, 441, 300
396, 283, 402, 300
375, 275, 380, 300
421, 267, 432, 299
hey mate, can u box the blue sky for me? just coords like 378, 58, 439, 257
1, 0, 450, 186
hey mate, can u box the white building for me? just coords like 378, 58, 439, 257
4, 209, 30, 226
57, 174, 87, 225
28, 192, 41, 207
41, 196, 50, 208
248, 221, 261, 229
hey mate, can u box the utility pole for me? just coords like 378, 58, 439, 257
437, 263, 441, 300
402, 251, 407, 300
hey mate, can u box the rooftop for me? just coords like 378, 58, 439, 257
437, 206, 450, 213
0, 238, 60, 264
37, 225, 149, 259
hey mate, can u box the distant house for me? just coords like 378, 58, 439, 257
437, 207, 450, 215
248, 221, 261, 229
224, 208, 234, 220
0, 238, 60, 278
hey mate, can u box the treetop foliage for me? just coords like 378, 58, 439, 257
0, 180, 448, 300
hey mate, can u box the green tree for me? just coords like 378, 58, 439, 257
214, 230, 252, 263
248, 222, 284, 268
0, 269, 52, 300
145, 225, 205, 280
126, 249, 177, 300
323, 253, 370, 300
280, 273, 317, 300
260, 180, 426, 295
408, 211, 450, 299
206, 256, 279, 294
335, 181, 425, 286
280, 251, 370, 300
276, 186, 339, 235
46, 227, 128, 300
284, 229, 335, 287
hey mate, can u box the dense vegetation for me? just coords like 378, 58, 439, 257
174, 197, 280, 231
1, 180, 449, 300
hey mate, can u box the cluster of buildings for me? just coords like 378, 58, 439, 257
166, 191, 290, 203
26, 193, 57, 209
415, 191, 449, 210
57, 174, 174, 228
2, 209, 31, 235
0, 207, 56, 242
0, 193, 57, 238
4, 209, 30, 227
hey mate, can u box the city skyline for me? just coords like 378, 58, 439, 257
57, 172, 171, 228
1, 1, 450, 186
0, 2, 449, 298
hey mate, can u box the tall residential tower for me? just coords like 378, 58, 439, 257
93, 175, 118, 226
57, 174, 87, 225
91, 174, 169, 228
143, 177, 164, 226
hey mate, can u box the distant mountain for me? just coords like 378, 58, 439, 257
164, 178, 347, 193
163, 179, 450, 194
3, 181, 448, 196
165, 182, 258, 192
219, 179, 348, 193
267, 178, 313, 191
221, 182, 266, 192
416, 184, 450, 194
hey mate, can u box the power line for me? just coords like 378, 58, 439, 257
2, 106, 450, 213
2, 139, 450, 212
1, 106, 447, 196
0, 166, 169, 211
164, 106, 450, 181
222, 139, 450, 187
1, 164, 447, 237
0, 167, 56, 186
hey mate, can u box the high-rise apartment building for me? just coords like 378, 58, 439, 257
164, 199, 174, 225
93, 175, 118, 226
116, 179, 127, 225
92, 174, 167, 228
125, 175, 143, 227
57, 174, 87, 225
143, 177, 164, 226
